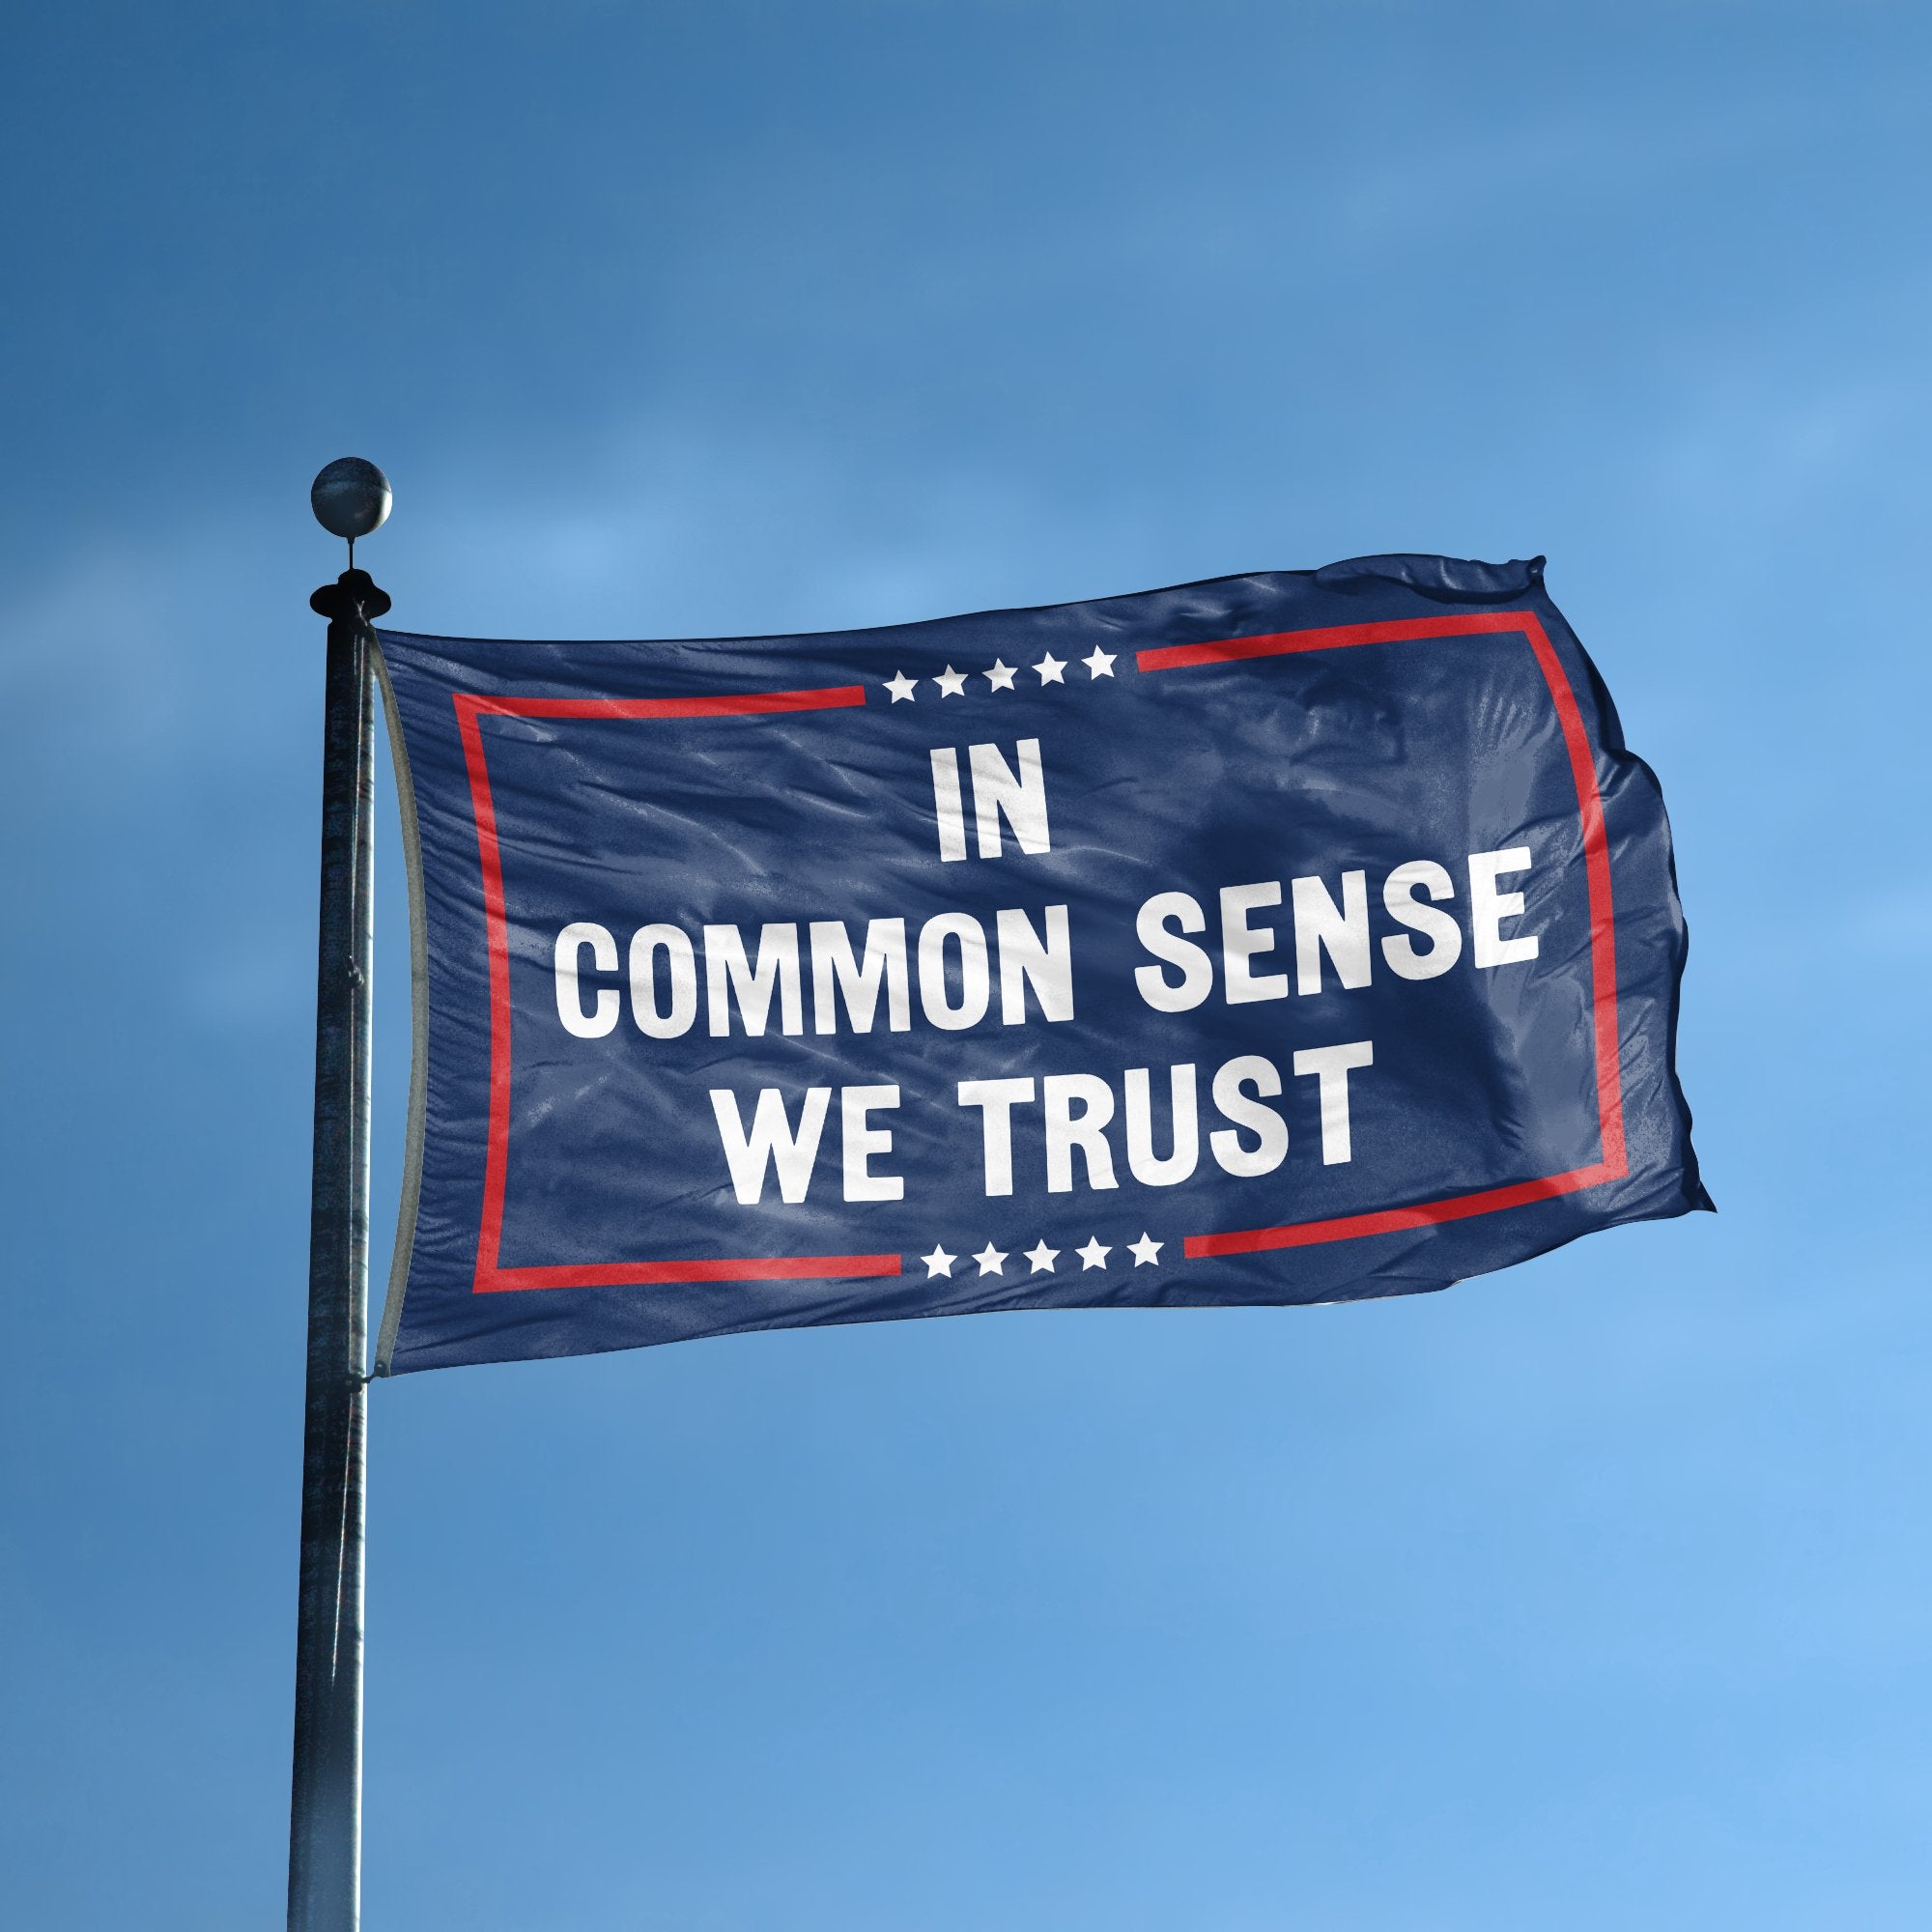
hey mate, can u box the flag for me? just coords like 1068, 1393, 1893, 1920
371, 554, 1707, 1375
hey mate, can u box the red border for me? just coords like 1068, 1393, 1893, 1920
454, 685, 901, 1293
452, 611, 1627, 1293
1136, 611, 1628, 1257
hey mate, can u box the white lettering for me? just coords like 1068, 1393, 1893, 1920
1293, 869, 1372, 994
1208, 1055, 1289, 1177
554, 923, 619, 1038
1134, 891, 1212, 1011
1042, 1072, 1119, 1192
996, 904, 1073, 1024
957, 1076, 1037, 1197
929, 747, 968, 862
810, 919, 911, 1035
1123, 1063, 1199, 1186
708, 1086, 832, 1204
1293, 1040, 1373, 1164
969, 738, 1051, 857
840, 1085, 903, 1202
1220, 881, 1288, 1005
918, 912, 991, 1030
704, 923, 804, 1037
628, 923, 698, 1037
1380, 862, 1462, 980
1469, 847, 1539, 968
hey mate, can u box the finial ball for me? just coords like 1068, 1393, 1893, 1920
310, 458, 392, 541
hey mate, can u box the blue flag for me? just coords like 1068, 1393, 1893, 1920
372, 554, 1707, 1375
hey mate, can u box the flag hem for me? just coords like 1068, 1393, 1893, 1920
371, 637, 431, 1378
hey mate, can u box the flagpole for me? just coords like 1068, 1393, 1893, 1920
290, 461, 391, 1932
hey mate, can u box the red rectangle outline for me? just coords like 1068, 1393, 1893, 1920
452, 614, 1627, 1292
453, 684, 901, 1293
1137, 610, 1629, 1256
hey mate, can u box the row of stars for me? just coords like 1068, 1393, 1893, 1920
920, 1233, 1163, 1279
883, 648, 1117, 702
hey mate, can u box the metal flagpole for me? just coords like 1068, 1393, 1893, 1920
290, 460, 392, 1932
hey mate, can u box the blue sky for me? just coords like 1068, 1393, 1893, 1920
4, 3, 1929, 1926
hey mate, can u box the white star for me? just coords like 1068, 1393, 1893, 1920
922, 1245, 956, 1278
1128, 1233, 1164, 1267
1033, 653, 1066, 685
933, 665, 968, 697
973, 1242, 1008, 1276
1082, 646, 1117, 679
1024, 1239, 1060, 1274
884, 670, 918, 703
1075, 1236, 1112, 1271
982, 659, 1017, 692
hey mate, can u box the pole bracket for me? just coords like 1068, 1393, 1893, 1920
311, 569, 392, 626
